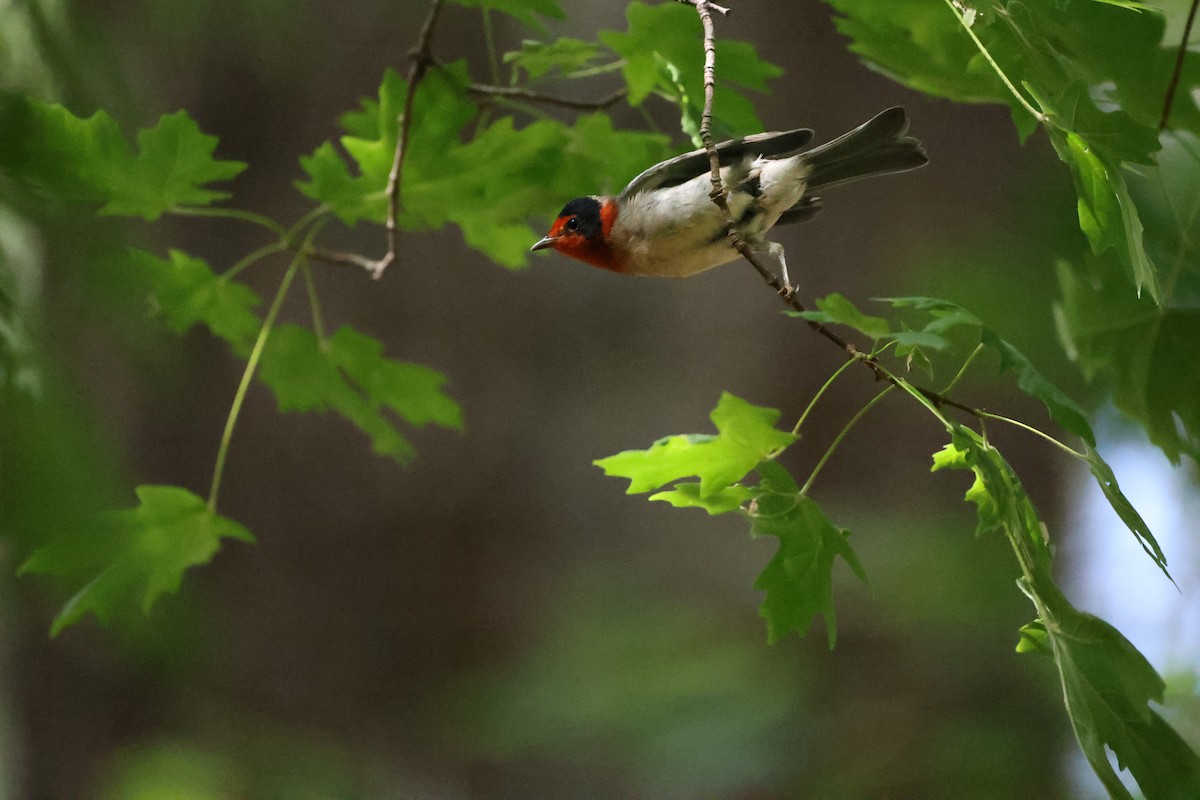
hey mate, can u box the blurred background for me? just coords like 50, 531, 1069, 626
1, 0, 1198, 797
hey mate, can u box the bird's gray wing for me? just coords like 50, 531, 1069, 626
774, 195, 823, 227
619, 128, 814, 200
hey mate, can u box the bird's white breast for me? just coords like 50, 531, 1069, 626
611, 155, 809, 277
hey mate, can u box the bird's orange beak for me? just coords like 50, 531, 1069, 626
530, 235, 557, 252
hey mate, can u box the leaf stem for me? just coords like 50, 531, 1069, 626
302, 260, 328, 346
791, 357, 857, 437
171, 205, 290, 239
977, 411, 1087, 459
208, 246, 306, 512
941, 0, 1047, 124
222, 240, 289, 281
801, 385, 895, 496
942, 343, 984, 395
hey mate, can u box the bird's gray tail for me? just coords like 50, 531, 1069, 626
802, 107, 927, 190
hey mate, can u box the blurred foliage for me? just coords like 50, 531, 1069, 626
822, 0, 1200, 464
2, 0, 1200, 797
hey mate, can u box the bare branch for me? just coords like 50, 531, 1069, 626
1159, 0, 1200, 131
676, 0, 731, 15
366, 0, 446, 280
467, 84, 628, 111
688, 0, 981, 419
305, 246, 382, 273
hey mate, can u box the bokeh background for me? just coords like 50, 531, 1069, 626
2, 1, 1198, 798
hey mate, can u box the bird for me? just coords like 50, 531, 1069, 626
531, 107, 927, 291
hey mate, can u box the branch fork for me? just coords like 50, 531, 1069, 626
688, 0, 982, 420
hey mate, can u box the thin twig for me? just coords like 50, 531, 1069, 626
1160, 0, 1200, 131
676, 0, 732, 15
368, 0, 445, 280
467, 84, 628, 111
689, 0, 983, 420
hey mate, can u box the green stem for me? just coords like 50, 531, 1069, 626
942, 343, 985, 395
208, 250, 304, 512
977, 411, 1087, 459
222, 240, 289, 281
171, 205, 289, 238
942, 0, 1047, 124
480, 2, 502, 88
801, 385, 895, 496
302, 261, 328, 346
790, 357, 857, 437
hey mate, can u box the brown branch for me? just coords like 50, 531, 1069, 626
677, 0, 732, 15
361, 0, 445, 280
1159, 0, 1200, 131
467, 84, 628, 111
689, 0, 981, 419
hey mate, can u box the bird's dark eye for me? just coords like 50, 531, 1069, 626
565, 217, 579, 232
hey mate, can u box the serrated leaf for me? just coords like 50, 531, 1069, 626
0, 97, 243, 219
1056, 256, 1200, 463
595, 393, 796, 498
1021, 582, 1200, 800
1084, 443, 1171, 580
936, 427, 1200, 799
20, 485, 254, 636
649, 482, 753, 515
100, 111, 247, 220
822, 0, 1174, 297
299, 64, 668, 269
1050, 130, 1158, 301
791, 293, 891, 340
599, 1, 780, 136
0, 94, 129, 204
885, 295, 1095, 443
258, 325, 461, 464
327, 327, 463, 430
931, 441, 1002, 535
124, 249, 261, 355
750, 487, 867, 648
504, 38, 602, 79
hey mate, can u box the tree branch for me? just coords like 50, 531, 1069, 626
363, 0, 445, 280
466, 84, 628, 111
688, 0, 981, 419
1159, 0, 1200, 131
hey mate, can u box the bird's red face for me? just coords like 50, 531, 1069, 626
531, 196, 622, 272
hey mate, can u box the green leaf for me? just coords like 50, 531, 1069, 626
1049, 130, 1158, 301
885, 296, 1095, 444
123, 249, 262, 355
931, 442, 1001, 536
20, 485, 254, 636
791, 293, 891, 340
100, 111, 247, 219
1084, 443, 1171, 580
594, 392, 796, 498
0, 94, 128, 204
0, 97, 244, 219
258, 325, 461, 464
822, 0, 1172, 295
1056, 257, 1200, 463
749, 467, 867, 647
649, 482, 753, 515
299, 64, 668, 268
600, 1, 781, 136
326, 327, 463, 431
504, 38, 603, 79
1022, 583, 1200, 800
935, 428, 1200, 799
